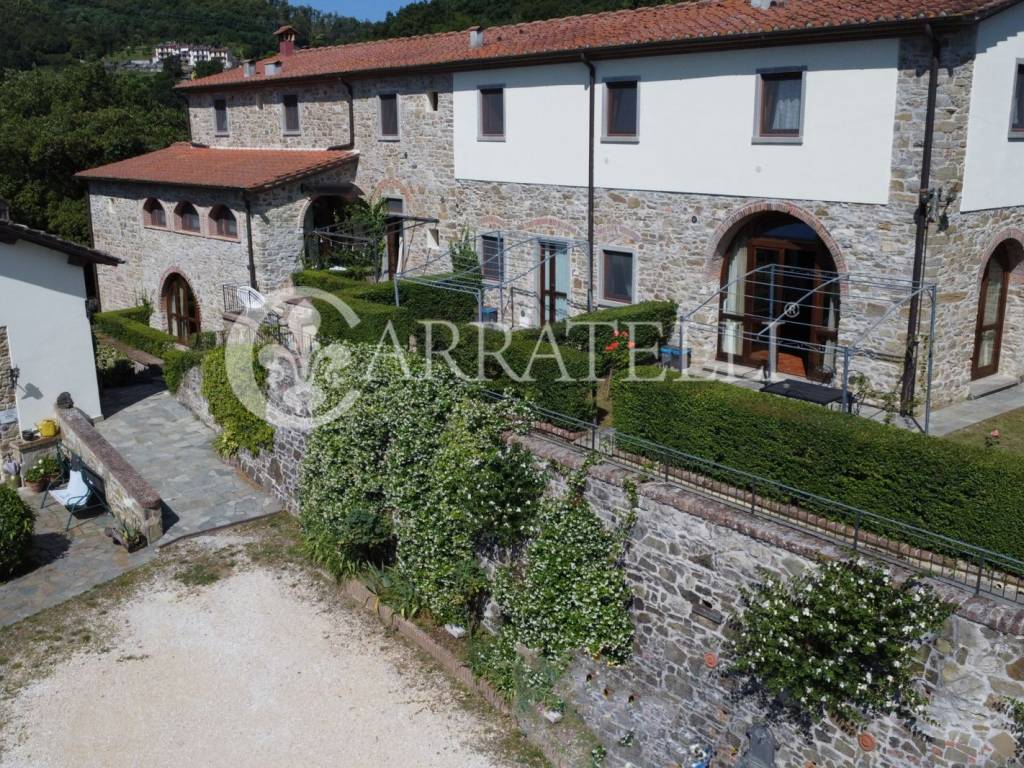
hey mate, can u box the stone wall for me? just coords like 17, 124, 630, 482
174, 364, 1024, 768
0, 328, 17, 452
87, 181, 253, 333
189, 82, 352, 149
56, 406, 163, 544
175, 365, 306, 511
153, 29, 1024, 407
519, 435, 1024, 768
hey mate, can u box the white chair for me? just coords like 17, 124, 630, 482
49, 471, 92, 531
236, 285, 266, 313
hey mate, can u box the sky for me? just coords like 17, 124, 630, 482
304, 0, 411, 20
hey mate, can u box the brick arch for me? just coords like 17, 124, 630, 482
595, 222, 642, 247
477, 214, 513, 231
297, 190, 362, 232
520, 215, 584, 240
371, 177, 419, 215
977, 228, 1024, 286
704, 201, 848, 285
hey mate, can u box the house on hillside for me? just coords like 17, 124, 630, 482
78, 0, 1024, 408
0, 199, 120, 454
152, 42, 237, 72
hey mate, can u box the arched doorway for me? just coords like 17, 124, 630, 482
972, 243, 1013, 380
717, 214, 840, 381
303, 195, 351, 269
164, 273, 200, 343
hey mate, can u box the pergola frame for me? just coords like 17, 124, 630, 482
680, 263, 939, 432
306, 213, 439, 281
394, 230, 590, 324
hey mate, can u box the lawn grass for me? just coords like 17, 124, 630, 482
943, 406, 1024, 454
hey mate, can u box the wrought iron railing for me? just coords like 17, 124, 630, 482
480, 391, 1024, 605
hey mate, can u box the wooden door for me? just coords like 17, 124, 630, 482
972, 246, 1011, 380
165, 275, 199, 343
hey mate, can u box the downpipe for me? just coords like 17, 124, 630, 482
900, 24, 941, 415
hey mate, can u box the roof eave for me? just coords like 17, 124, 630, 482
0, 222, 122, 267
76, 150, 359, 195
176, 13, 982, 94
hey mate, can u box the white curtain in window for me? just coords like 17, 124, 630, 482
723, 244, 745, 315
720, 244, 746, 356
770, 78, 802, 132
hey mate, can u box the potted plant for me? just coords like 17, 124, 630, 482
110, 522, 146, 553
24, 455, 60, 493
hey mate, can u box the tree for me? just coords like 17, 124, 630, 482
0, 64, 187, 242
193, 59, 225, 79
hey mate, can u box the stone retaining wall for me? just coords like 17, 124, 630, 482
175, 366, 306, 512
56, 405, 163, 544
174, 370, 1024, 767
0, 327, 17, 452
516, 435, 1024, 768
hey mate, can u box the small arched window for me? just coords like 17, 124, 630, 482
210, 205, 238, 239
143, 198, 166, 228
175, 202, 201, 233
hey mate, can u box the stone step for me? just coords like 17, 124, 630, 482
967, 374, 1020, 401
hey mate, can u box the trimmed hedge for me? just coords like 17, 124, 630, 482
425, 323, 595, 420
113, 304, 153, 325
359, 276, 479, 325
564, 300, 678, 371
93, 307, 176, 359
291, 270, 372, 297
92, 307, 204, 393
313, 295, 415, 346
0, 486, 35, 578
612, 370, 1024, 561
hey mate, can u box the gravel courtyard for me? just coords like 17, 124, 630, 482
0, 518, 544, 768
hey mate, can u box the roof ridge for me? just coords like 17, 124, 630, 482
287, 27, 466, 58
180, 0, 1018, 91
473, 0, 708, 36
281, 0, 697, 59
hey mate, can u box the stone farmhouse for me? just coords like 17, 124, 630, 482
78, 0, 1024, 407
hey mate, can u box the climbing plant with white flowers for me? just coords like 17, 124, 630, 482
728, 560, 952, 725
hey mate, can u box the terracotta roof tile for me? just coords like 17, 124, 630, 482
76, 143, 358, 191
179, 0, 1019, 91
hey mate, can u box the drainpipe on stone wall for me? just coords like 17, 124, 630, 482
336, 79, 355, 151
582, 54, 596, 313
243, 193, 258, 290
900, 25, 941, 416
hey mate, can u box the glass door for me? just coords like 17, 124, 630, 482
972, 247, 1010, 380
744, 245, 783, 363
539, 241, 569, 325
385, 198, 404, 279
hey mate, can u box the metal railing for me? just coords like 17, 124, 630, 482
481, 391, 1024, 605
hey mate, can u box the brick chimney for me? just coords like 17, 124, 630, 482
274, 25, 298, 57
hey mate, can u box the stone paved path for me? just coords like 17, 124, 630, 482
96, 385, 282, 542
0, 495, 153, 627
926, 383, 1024, 436
0, 382, 281, 626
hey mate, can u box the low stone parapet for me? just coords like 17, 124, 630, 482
56, 405, 163, 544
